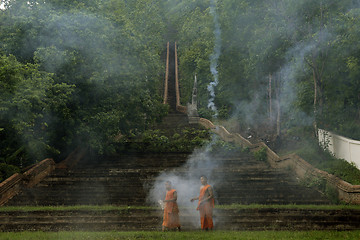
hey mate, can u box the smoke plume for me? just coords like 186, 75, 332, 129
207, 0, 222, 118
146, 136, 224, 228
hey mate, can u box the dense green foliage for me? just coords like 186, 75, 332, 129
278, 127, 360, 185
1, 231, 360, 240
165, 0, 360, 185
1, 0, 360, 181
0, 163, 19, 182
297, 140, 360, 185
0, 0, 168, 170
0, 54, 74, 165
169, 0, 360, 139
253, 147, 267, 162
117, 128, 211, 153
114, 128, 244, 153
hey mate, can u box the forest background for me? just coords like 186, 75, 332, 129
1, 0, 360, 182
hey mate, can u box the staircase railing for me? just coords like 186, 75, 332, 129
0, 158, 55, 205
163, 42, 169, 105
174, 42, 187, 114
0, 147, 86, 206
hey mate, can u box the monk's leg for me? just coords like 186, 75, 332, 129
169, 212, 181, 229
204, 204, 214, 229
199, 207, 206, 229
162, 211, 170, 231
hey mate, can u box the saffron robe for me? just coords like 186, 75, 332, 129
197, 184, 214, 230
162, 189, 180, 228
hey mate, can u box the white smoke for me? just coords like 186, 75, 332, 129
275, 30, 332, 121
207, 0, 222, 118
146, 136, 224, 228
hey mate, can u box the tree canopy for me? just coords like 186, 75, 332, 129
0, 0, 168, 168
1, 0, 360, 178
167, 0, 360, 139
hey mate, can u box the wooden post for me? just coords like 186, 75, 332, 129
175, 42, 180, 107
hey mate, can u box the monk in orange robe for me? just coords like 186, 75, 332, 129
162, 181, 181, 231
191, 175, 214, 230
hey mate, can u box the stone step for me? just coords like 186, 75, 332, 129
8, 189, 328, 206
72, 161, 262, 171
5, 149, 330, 206
56, 170, 263, 177
16, 185, 316, 194
45, 171, 293, 179
1, 208, 359, 231
85, 157, 259, 165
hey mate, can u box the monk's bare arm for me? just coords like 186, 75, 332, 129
207, 186, 214, 199
191, 185, 203, 202
190, 196, 199, 202
200, 186, 214, 204
164, 191, 177, 202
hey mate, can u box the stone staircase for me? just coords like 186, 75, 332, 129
6, 153, 187, 206
6, 151, 329, 207
5, 150, 358, 232
212, 155, 329, 205
2, 42, 359, 232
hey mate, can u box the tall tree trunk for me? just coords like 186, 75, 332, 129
277, 99, 281, 136
268, 73, 272, 121
275, 73, 281, 137
313, 68, 318, 135
358, 93, 360, 120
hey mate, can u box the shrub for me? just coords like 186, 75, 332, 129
325, 183, 340, 204
254, 147, 267, 162
116, 128, 211, 153
0, 163, 20, 182
300, 173, 326, 191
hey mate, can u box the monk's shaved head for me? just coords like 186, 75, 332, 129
200, 176, 208, 185
165, 181, 172, 190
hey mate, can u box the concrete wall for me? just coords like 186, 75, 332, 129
319, 128, 360, 169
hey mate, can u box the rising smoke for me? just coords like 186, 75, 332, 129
146, 136, 225, 228
207, 0, 222, 118
226, 0, 346, 132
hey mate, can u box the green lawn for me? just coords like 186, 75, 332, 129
0, 231, 359, 240
1, 204, 360, 212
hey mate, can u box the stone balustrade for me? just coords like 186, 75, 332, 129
23, 158, 55, 188
0, 173, 23, 205
0, 158, 55, 205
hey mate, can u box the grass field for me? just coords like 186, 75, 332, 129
0, 231, 359, 240
1, 204, 360, 212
